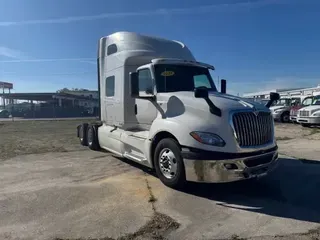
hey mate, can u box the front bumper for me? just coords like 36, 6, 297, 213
182, 146, 278, 183
272, 112, 282, 120
290, 116, 297, 122
297, 117, 320, 125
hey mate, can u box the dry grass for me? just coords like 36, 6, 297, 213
0, 120, 94, 161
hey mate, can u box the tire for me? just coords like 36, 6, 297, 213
79, 123, 89, 146
280, 112, 290, 123
154, 138, 186, 189
87, 125, 100, 151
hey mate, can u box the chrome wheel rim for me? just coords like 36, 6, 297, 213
79, 126, 83, 141
159, 148, 177, 179
87, 128, 93, 145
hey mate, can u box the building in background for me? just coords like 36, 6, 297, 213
0, 90, 99, 118
243, 84, 320, 99
0, 81, 13, 107
61, 90, 99, 109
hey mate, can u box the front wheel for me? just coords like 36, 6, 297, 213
281, 112, 290, 123
154, 138, 186, 189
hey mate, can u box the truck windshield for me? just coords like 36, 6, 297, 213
312, 97, 320, 105
274, 99, 291, 106
154, 64, 217, 93
302, 97, 313, 106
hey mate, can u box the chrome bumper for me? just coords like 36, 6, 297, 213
183, 150, 278, 183
290, 116, 297, 121
297, 117, 320, 125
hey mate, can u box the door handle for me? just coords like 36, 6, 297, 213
135, 104, 137, 115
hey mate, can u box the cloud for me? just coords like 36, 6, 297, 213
0, 58, 95, 63
0, 46, 27, 59
0, 0, 289, 26
79, 60, 96, 65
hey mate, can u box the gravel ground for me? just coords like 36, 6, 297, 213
1, 120, 318, 161
275, 123, 320, 161
275, 122, 320, 141
0, 120, 93, 161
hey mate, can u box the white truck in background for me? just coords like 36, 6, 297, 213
297, 94, 320, 127
290, 94, 317, 123
77, 32, 280, 188
270, 97, 302, 123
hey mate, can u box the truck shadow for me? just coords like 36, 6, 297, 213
116, 156, 320, 223
181, 157, 320, 224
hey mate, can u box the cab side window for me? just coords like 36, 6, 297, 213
138, 69, 153, 94
303, 98, 313, 106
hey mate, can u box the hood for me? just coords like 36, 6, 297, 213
157, 91, 269, 113
270, 105, 288, 111
155, 91, 274, 152
291, 105, 303, 111
301, 105, 320, 111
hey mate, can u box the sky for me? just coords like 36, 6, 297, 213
0, 0, 320, 95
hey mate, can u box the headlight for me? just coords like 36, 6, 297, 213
312, 112, 320, 117
190, 131, 226, 147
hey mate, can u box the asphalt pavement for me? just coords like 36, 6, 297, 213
1, 150, 319, 240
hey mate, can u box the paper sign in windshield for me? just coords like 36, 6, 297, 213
161, 71, 175, 77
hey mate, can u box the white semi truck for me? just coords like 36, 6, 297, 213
77, 32, 280, 188
296, 94, 320, 127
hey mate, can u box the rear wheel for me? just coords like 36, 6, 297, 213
79, 123, 88, 146
87, 125, 100, 151
154, 138, 186, 189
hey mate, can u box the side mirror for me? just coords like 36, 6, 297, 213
221, 79, 227, 94
265, 92, 280, 108
270, 92, 280, 101
194, 87, 222, 116
130, 72, 139, 97
194, 87, 209, 99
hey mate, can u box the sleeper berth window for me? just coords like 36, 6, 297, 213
107, 44, 118, 55
106, 76, 115, 97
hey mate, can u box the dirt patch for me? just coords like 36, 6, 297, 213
0, 120, 94, 161
217, 227, 320, 240
55, 212, 179, 240
276, 136, 292, 141
54, 175, 179, 240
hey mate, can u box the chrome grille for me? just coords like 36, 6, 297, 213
232, 111, 273, 147
299, 110, 309, 117
290, 109, 298, 116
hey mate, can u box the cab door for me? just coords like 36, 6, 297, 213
135, 68, 157, 130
